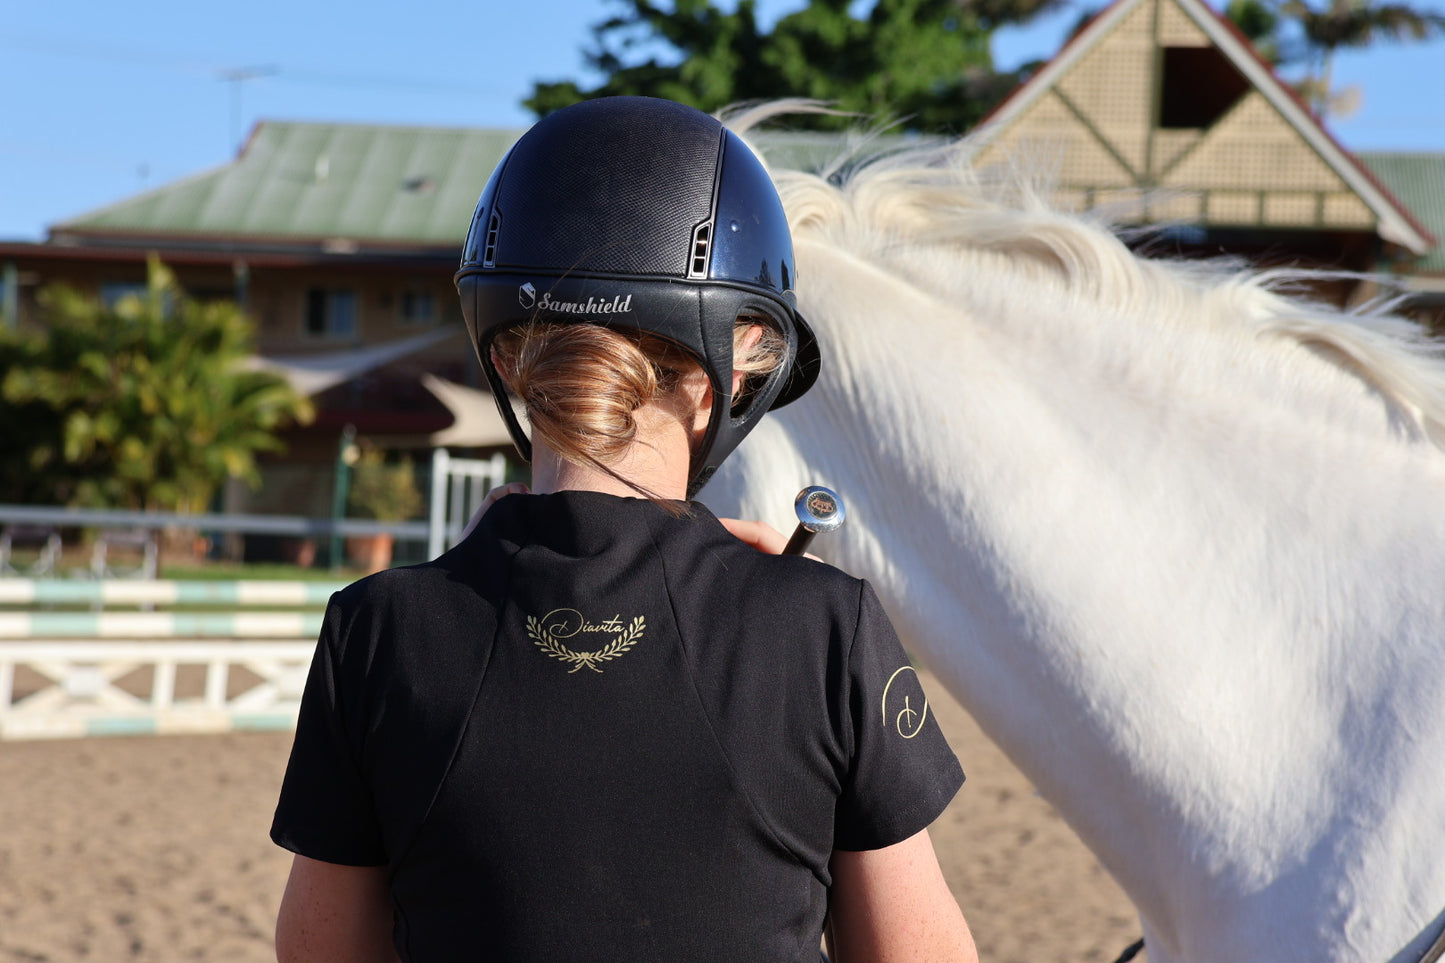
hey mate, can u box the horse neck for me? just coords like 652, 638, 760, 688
720, 234, 1445, 961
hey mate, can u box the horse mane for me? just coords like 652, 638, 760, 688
724, 101, 1445, 447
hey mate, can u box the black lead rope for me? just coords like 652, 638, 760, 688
827, 925, 1445, 963
1110, 937, 1145, 963
1422, 915, 1445, 963
1108, 916, 1445, 963
826, 936, 1145, 962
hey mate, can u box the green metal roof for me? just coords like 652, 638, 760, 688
1359, 152, 1445, 273
56, 122, 527, 246
51, 123, 903, 249
51, 119, 1443, 274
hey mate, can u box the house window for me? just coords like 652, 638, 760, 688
399, 290, 437, 325
305, 288, 357, 339
101, 281, 148, 309
1158, 47, 1250, 129
189, 287, 234, 304
101, 281, 179, 316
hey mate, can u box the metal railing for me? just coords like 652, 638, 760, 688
0, 505, 429, 540
0, 448, 511, 570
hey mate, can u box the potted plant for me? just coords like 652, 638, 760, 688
345, 445, 423, 573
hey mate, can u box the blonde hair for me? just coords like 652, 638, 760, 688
491, 319, 785, 477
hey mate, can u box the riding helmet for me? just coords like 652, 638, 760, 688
454, 96, 820, 496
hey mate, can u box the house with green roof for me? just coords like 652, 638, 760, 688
0, 121, 528, 523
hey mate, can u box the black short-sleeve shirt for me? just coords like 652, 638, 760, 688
272, 490, 963, 962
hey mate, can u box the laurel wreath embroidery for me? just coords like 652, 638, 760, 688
526, 615, 646, 673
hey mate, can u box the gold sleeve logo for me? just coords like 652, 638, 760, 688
525, 608, 646, 673
881, 665, 930, 738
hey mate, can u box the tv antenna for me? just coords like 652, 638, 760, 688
219, 65, 278, 152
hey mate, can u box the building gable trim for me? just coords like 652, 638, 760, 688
975, 0, 1433, 254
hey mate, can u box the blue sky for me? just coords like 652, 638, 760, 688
3, 0, 1442, 242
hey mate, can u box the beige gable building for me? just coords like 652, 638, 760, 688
969, 0, 1433, 298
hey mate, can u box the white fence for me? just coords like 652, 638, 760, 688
0, 579, 345, 740
428, 449, 509, 559
0, 640, 317, 739
0, 450, 511, 741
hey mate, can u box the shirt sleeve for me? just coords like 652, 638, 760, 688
270, 597, 388, 866
833, 581, 965, 851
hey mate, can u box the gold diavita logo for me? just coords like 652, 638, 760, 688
525, 608, 646, 673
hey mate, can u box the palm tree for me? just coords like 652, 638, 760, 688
1271, 0, 1445, 116
0, 256, 312, 512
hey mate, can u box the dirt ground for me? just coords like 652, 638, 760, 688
0, 670, 1141, 962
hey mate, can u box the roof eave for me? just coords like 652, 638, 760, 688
0, 237, 458, 269
971, 0, 1143, 146
1172, 0, 1435, 255
44, 228, 460, 260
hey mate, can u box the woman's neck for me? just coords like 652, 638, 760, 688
528, 401, 694, 501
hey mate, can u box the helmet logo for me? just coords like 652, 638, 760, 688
536, 292, 635, 317
517, 283, 635, 317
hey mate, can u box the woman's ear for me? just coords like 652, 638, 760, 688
683, 368, 714, 439
489, 345, 512, 383
731, 324, 765, 397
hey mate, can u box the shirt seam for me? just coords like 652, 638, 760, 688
383, 525, 525, 958
646, 515, 830, 889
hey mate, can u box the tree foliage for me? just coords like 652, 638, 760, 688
0, 257, 313, 512
346, 444, 423, 522
1279, 0, 1445, 55
1280, 0, 1444, 114
527, 0, 1064, 132
1225, 0, 1445, 115
1226, 0, 1284, 62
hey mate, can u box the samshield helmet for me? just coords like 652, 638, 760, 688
454, 96, 819, 496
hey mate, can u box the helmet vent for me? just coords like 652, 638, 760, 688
688, 221, 712, 278
483, 212, 502, 268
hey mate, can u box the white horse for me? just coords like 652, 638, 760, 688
709, 110, 1445, 963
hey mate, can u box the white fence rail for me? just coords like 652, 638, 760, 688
0, 578, 345, 740
0, 640, 317, 739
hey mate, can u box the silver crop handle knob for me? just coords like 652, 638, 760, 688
782, 486, 846, 556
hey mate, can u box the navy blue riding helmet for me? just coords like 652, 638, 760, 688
454, 96, 820, 496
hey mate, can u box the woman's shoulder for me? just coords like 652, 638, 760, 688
331, 558, 467, 607
324, 542, 510, 644
656, 512, 873, 631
